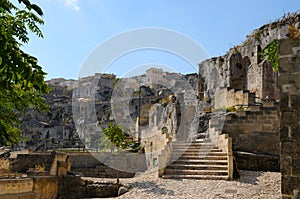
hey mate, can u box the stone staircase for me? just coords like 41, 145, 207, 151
162, 139, 231, 180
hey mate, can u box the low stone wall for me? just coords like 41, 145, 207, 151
68, 152, 146, 178
72, 165, 135, 178
0, 176, 58, 199
0, 178, 33, 195
10, 152, 71, 176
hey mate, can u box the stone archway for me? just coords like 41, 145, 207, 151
242, 56, 251, 90
229, 52, 247, 90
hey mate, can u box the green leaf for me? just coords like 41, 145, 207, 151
0, 0, 48, 145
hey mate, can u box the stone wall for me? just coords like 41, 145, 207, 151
211, 102, 280, 171
0, 176, 58, 199
214, 87, 255, 109
11, 152, 71, 176
199, 14, 300, 102
68, 153, 141, 178
0, 178, 34, 198
278, 39, 300, 199
57, 175, 124, 199
11, 153, 55, 174
32, 176, 58, 199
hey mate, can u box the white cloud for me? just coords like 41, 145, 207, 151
64, 0, 80, 11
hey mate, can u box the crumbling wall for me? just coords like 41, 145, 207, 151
11, 152, 71, 176
278, 39, 300, 199
199, 13, 300, 102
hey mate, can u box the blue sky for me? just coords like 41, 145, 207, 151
24, 0, 300, 80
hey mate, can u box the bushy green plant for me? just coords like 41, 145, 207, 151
100, 123, 131, 152
226, 106, 236, 112
260, 39, 279, 72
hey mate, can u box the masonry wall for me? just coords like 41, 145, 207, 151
0, 177, 58, 199
69, 153, 144, 178
211, 103, 280, 171
214, 87, 255, 109
11, 153, 55, 174
278, 39, 300, 199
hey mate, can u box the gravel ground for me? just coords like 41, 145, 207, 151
84, 169, 281, 199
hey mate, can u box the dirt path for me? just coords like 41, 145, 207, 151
84, 169, 281, 199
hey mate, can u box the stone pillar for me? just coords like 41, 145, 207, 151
278, 39, 300, 199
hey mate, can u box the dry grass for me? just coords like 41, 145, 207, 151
28, 164, 45, 172
0, 158, 10, 175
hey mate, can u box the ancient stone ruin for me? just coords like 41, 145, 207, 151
3, 12, 300, 199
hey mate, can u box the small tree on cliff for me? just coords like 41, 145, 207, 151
0, 0, 49, 145
100, 122, 131, 152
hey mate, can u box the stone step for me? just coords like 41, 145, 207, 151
162, 174, 229, 180
164, 169, 228, 176
173, 145, 217, 150
172, 159, 228, 165
173, 148, 223, 153
173, 142, 214, 146
176, 155, 227, 160
166, 164, 228, 170
173, 152, 227, 156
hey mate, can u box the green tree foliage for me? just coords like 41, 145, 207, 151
260, 39, 279, 72
100, 123, 131, 152
0, 0, 50, 145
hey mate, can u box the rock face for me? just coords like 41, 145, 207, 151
20, 74, 117, 150
19, 71, 198, 151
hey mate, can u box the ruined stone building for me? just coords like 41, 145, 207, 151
197, 13, 300, 169
197, 13, 300, 198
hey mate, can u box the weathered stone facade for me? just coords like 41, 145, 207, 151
198, 13, 300, 172
278, 39, 300, 199
199, 14, 300, 102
